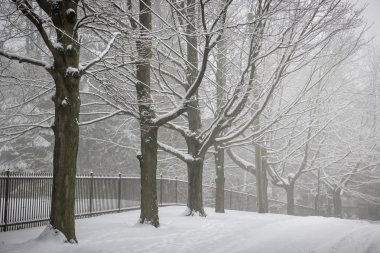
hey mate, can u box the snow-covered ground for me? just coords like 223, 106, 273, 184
1, 206, 379, 253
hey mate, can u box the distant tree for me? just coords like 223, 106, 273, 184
159, 0, 363, 216
158, 0, 270, 216
223, 0, 364, 215
313, 47, 380, 217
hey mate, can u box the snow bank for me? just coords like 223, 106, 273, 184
0, 224, 70, 253
36, 225, 66, 243
0, 207, 379, 253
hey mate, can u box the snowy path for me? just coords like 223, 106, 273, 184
0, 206, 379, 253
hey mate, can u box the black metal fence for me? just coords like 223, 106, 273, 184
0, 171, 330, 232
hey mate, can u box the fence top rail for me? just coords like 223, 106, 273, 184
0, 172, 186, 181
0, 171, 314, 211
0, 172, 53, 178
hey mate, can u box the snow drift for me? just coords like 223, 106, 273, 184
0, 206, 379, 253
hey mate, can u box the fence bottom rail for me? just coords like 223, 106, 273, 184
1, 173, 371, 232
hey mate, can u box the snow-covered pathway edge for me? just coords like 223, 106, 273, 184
0, 206, 379, 253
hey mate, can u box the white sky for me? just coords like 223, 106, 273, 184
360, 0, 380, 45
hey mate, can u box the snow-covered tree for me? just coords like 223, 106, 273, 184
0, 0, 118, 242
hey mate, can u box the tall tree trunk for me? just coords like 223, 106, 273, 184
138, 126, 159, 226
214, 146, 225, 213
286, 184, 295, 215
214, 9, 227, 213
185, 105, 204, 215
50, 77, 80, 242
251, 6, 268, 212
49, 1, 81, 242
186, 159, 206, 216
135, 0, 159, 226
184, 0, 205, 216
256, 146, 269, 213
333, 188, 342, 218
314, 169, 321, 215
314, 192, 320, 216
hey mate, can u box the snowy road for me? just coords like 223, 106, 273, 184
0, 206, 379, 253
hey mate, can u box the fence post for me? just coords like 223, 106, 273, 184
118, 172, 121, 212
160, 174, 163, 206
230, 189, 233, 210
3, 170, 10, 232
175, 176, 178, 205
89, 171, 94, 216
246, 194, 249, 211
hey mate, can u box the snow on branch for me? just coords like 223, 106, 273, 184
79, 32, 120, 75
0, 50, 50, 69
163, 122, 189, 138
78, 109, 125, 126
226, 148, 256, 176
158, 141, 195, 163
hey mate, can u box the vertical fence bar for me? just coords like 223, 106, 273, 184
77, 175, 80, 215
81, 175, 85, 214
175, 177, 178, 205
32, 175, 37, 221
230, 189, 233, 210
89, 172, 94, 216
160, 174, 163, 206
24, 174, 30, 224
118, 172, 121, 212
46, 173, 52, 220
13, 173, 18, 228
104, 175, 107, 211
3, 170, 10, 232
81, 175, 85, 215
12, 173, 18, 229
38, 175, 42, 221
30, 175, 34, 222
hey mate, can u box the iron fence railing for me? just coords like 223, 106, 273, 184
1, 171, 368, 232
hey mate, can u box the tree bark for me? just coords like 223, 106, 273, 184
135, 0, 159, 227
314, 193, 320, 216
286, 184, 295, 215
49, 0, 81, 242
214, 146, 225, 213
256, 146, 269, 213
250, 5, 268, 212
184, 0, 206, 216
186, 159, 206, 216
333, 188, 342, 218
185, 104, 204, 216
50, 75, 80, 243
214, 11, 227, 213
314, 169, 321, 215
138, 126, 159, 226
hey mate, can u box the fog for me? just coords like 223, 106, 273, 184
361, 0, 380, 45
0, 0, 379, 251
